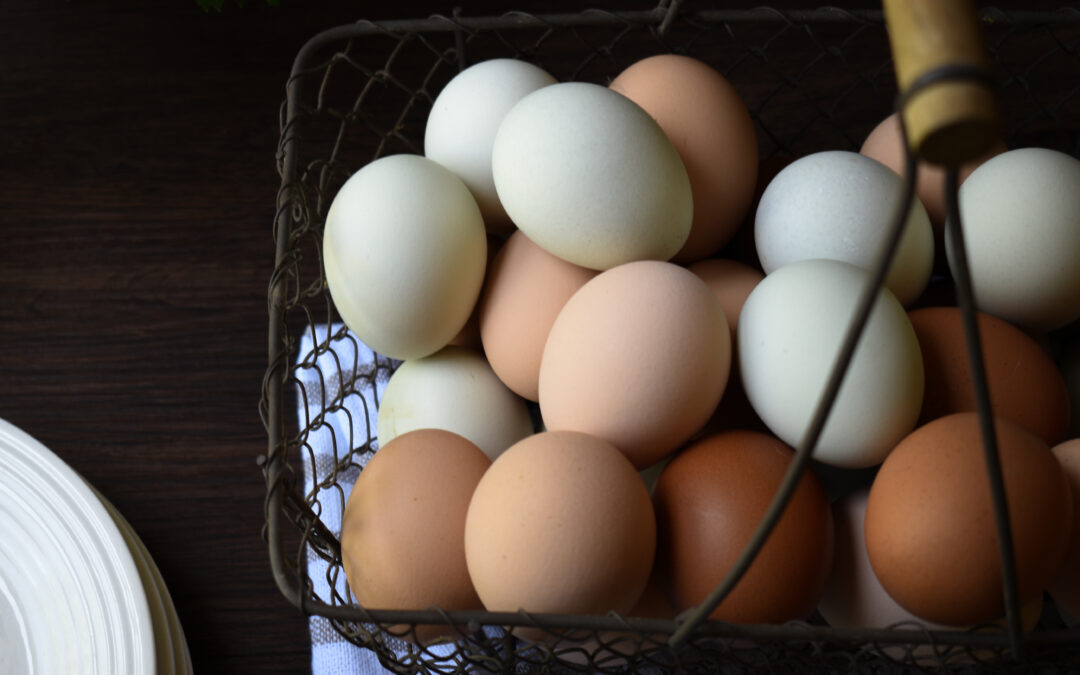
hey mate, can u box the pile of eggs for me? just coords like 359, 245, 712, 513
324, 53, 1080, 650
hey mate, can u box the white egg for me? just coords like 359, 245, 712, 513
737, 259, 923, 468
424, 59, 557, 234
755, 150, 933, 307
948, 147, 1080, 331
377, 346, 534, 461
491, 82, 692, 271
323, 154, 486, 360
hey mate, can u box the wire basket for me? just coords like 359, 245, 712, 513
262, 4, 1080, 672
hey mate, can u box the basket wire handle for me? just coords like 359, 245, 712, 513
672, 1, 1022, 655
668, 105, 919, 651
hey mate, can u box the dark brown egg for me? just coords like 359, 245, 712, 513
652, 430, 833, 623
865, 413, 1072, 626
910, 306, 1070, 445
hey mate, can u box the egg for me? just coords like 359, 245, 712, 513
909, 306, 1070, 445
652, 430, 833, 623
820, 489, 954, 633
425, 59, 557, 234
491, 82, 692, 270
478, 230, 597, 401
464, 431, 655, 628
865, 413, 1073, 626
539, 260, 730, 469
609, 54, 758, 264
949, 147, 1080, 331
323, 154, 487, 360
821, 489, 1043, 664
447, 234, 504, 349
340, 429, 491, 642
860, 112, 1003, 247
1050, 439, 1080, 621
737, 259, 924, 468
376, 346, 534, 461
687, 258, 763, 344
754, 150, 934, 306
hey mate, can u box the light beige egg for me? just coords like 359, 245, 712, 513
479, 231, 597, 401
539, 260, 730, 469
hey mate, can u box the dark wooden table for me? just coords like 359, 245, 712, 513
2, 1, 1065, 673
1, 1, 664, 672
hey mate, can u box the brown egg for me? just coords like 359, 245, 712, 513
652, 430, 834, 623
478, 230, 597, 401
910, 306, 1070, 445
687, 258, 763, 343
861, 112, 1004, 268
684, 256, 764, 438
448, 234, 504, 349
865, 413, 1072, 626
1050, 439, 1080, 620
340, 429, 491, 642
610, 54, 758, 264
464, 431, 656, 628
539, 261, 731, 469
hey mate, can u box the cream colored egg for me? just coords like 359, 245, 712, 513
755, 150, 933, 306
491, 82, 692, 270
323, 154, 486, 360
425, 59, 557, 234
377, 346, 534, 461
948, 147, 1080, 331
737, 259, 923, 468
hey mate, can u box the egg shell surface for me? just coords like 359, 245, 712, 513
323, 154, 487, 360
737, 259, 924, 468
610, 54, 758, 263
754, 150, 933, 306
822, 489, 1043, 664
464, 431, 656, 621
1050, 439, 1080, 620
425, 59, 557, 234
652, 430, 833, 623
865, 413, 1073, 626
340, 429, 491, 641
539, 260, 730, 469
491, 82, 692, 270
909, 306, 1069, 445
478, 230, 597, 401
949, 147, 1080, 331
376, 346, 534, 461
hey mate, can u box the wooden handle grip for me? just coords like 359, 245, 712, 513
883, 0, 999, 166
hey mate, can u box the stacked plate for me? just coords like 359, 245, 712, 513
0, 418, 191, 675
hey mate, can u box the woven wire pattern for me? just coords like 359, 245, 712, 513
262, 6, 1080, 672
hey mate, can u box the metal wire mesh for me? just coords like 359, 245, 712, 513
262, 5, 1080, 672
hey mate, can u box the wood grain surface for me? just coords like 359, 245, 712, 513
0, 1, 1064, 673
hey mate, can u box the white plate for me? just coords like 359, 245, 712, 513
91, 484, 193, 675
0, 418, 155, 675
